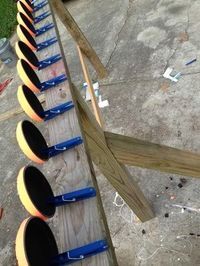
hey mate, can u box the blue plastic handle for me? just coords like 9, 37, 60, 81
40, 74, 67, 91
33, 0, 48, 12
34, 11, 51, 24
36, 23, 54, 36
42, 137, 83, 158
37, 37, 57, 51
38, 54, 62, 70
48, 187, 96, 207
51, 240, 108, 265
43, 101, 74, 121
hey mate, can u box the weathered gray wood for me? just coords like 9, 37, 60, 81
51, 0, 108, 78
34, 2, 117, 265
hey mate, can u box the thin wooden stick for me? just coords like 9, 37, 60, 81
51, 0, 108, 78
77, 45, 104, 128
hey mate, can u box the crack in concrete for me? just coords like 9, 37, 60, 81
163, 2, 191, 73
185, 4, 190, 37
182, 71, 200, 76
105, 0, 134, 68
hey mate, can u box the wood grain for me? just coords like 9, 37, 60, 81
105, 132, 200, 179
77, 45, 104, 128
33, 2, 117, 265
72, 84, 155, 222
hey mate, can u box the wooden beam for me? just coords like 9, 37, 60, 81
77, 45, 104, 128
105, 132, 200, 178
51, 0, 108, 78
33, 2, 117, 265
72, 84, 154, 222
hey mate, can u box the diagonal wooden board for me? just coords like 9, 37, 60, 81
30, 2, 117, 265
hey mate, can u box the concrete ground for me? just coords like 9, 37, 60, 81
1, 0, 200, 265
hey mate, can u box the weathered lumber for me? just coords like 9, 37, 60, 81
105, 132, 200, 178
77, 45, 104, 128
51, 0, 108, 78
33, 2, 117, 265
72, 84, 155, 222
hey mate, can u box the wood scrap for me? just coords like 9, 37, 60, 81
0, 208, 3, 220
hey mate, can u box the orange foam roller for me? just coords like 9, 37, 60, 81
17, 24, 37, 51
15, 41, 38, 70
20, 0, 33, 12
16, 120, 48, 164
17, 85, 44, 122
17, 166, 55, 220
15, 217, 58, 266
17, 59, 40, 93
17, 12, 36, 37
17, 1, 34, 23
15, 217, 30, 266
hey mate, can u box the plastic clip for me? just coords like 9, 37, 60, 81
36, 23, 54, 36
48, 187, 96, 207
34, 11, 51, 24
37, 37, 57, 51
40, 74, 67, 91
38, 54, 61, 70
34, 0, 48, 12
42, 136, 83, 158
52, 240, 108, 265
43, 101, 74, 121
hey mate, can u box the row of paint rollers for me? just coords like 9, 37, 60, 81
15, 1, 109, 265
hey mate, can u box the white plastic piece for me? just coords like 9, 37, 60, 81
163, 67, 179, 82
98, 95, 109, 108
84, 82, 99, 101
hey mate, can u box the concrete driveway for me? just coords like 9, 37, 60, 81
1, 0, 200, 265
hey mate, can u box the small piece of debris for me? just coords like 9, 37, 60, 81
0, 78, 13, 94
170, 195, 176, 200
180, 178, 187, 184
185, 58, 197, 66
177, 130, 182, 137
165, 186, 169, 190
164, 213, 169, 218
178, 183, 183, 188
160, 81, 170, 92
178, 31, 189, 43
189, 233, 195, 236
163, 67, 181, 82
169, 177, 173, 181
142, 229, 146, 235
0, 208, 3, 220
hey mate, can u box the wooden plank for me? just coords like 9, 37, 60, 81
72, 84, 155, 222
51, 0, 108, 78
33, 2, 117, 265
105, 132, 200, 179
77, 45, 104, 128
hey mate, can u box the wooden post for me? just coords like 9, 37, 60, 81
72, 84, 155, 222
77, 45, 104, 128
34, 2, 118, 265
51, 0, 108, 79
